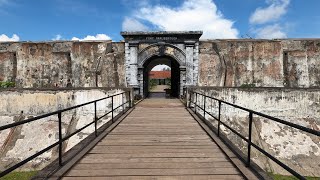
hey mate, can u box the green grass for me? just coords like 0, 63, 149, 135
0, 171, 37, 180
0, 81, 15, 88
270, 173, 320, 180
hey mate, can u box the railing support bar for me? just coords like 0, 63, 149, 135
218, 101, 221, 137
111, 96, 114, 123
94, 102, 97, 137
247, 112, 253, 167
122, 93, 125, 114
203, 96, 206, 119
58, 112, 63, 166
129, 91, 132, 108
188, 90, 191, 108
195, 93, 198, 114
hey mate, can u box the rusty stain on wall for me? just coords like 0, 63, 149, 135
0, 41, 125, 88
198, 39, 320, 88
1, 39, 320, 88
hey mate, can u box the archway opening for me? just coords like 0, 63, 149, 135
149, 65, 171, 98
143, 56, 180, 98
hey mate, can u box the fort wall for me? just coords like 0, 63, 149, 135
190, 86, 320, 176
0, 88, 128, 171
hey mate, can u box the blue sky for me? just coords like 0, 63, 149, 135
0, 0, 319, 42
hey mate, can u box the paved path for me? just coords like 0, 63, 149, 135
62, 99, 244, 180
149, 85, 170, 92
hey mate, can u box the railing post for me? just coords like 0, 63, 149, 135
94, 101, 97, 137
111, 96, 114, 123
129, 91, 132, 108
218, 101, 221, 137
188, 91, 191, 108
247, 112, 253, 167
195, 93, 198, 114
58, 112, 63, 166
122, 93, 125, 114
203, 96, 206, 119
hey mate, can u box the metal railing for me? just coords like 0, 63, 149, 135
188, 90, 320, 180
0, 90, 132, 177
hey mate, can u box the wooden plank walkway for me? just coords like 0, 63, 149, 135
62, 99, 245, 180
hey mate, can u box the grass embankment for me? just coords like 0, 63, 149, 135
0, 171, 37, 180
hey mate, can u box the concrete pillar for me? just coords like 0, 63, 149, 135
128, 41, 139, 87
193, 42, 199, 85
124, 43, 130, 85
185, 41, 195, 86
138, 67, 144, 96
180, 66, 186, 97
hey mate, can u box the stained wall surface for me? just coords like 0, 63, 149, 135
1, 39, 320, 88
0, 88, 129, 171
0, 41, 126, 88
198, 39, 320, 87
190, 87, 320, 176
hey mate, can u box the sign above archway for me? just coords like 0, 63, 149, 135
121, 31, 203, 97
121, 31, 203, 43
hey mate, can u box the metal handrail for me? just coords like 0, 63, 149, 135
188, 90, 320, 180
0, 90, 132, 177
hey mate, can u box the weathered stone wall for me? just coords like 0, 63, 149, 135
198, 39, 320, 88
190, 87, 320, 176
0, 88, 130, 171
0, 41, 126, 88
1, 39, 320, 89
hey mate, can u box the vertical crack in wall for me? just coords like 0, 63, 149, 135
212, 42, 227, 86
12, 53, 17, 85
251, 43, 255, 84
91, 56, 102, 87
113, 53, 120, 87
222, 56, 227, 87
67, 52, 73, 87
283, 51, 289, 87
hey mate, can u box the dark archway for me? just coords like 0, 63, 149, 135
143, 55, 180, 98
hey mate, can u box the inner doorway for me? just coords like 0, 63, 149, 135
143, 56, 180, 98
149, 65, 171, 98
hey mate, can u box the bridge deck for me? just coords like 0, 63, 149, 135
62, 99, 245, 179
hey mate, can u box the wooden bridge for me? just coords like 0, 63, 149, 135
51, 99, 257, 179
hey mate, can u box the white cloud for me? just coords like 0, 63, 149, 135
254, 24, 287, 39
152, 65, 171, 71
250, 0, 290, 24
52, 34, 62, 41
249, 0, 290, 38
71, 34, 111, 41
123, 0, 239, 39
122, 17, 149, 31
0, 34, 20, 42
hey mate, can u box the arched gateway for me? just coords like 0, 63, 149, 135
121, 31, 202, 98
